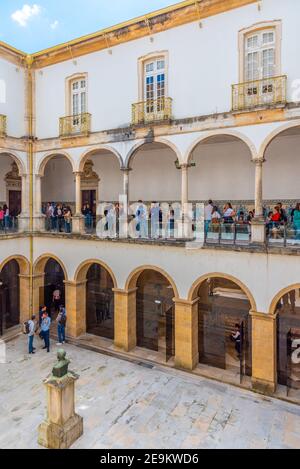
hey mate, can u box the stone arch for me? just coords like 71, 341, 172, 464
0, 149, 26, 176
268, 283, 300, 316
188, 272, 257, 311
74, 258, 117, 287
125, 138, 182, 169
33, 254, 68, 281
78, 146, 123, 173
125, 265, 179, 299
259, 122, 300, 159
37, 150, 75, 177
0, 255, 30, 275
185, 130, 258, 164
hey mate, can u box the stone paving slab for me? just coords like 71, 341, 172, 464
0, 337, 300, 449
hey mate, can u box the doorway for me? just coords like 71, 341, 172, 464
9, 190, 21, 217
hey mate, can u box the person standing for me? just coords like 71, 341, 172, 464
204, 200, 213, 234
3, 204, 9, 230
150, 202, 160, 239
136, 200, 148, 238
52, 286, 61, 313
64, 206, 72, 233
56, 306, 67, 345
293, 203, 300, 240
0, 206, 4, 231
41, 311, 51, 352
28, 315, 37, 354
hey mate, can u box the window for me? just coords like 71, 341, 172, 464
144, 58, 166, 113
245, 29, 276, 82
71, 78, 87, 116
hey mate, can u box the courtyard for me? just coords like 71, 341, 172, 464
0, 336, 300, 449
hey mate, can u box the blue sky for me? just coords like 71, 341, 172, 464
0, 1, 175, 53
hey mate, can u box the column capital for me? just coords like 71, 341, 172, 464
120, 167, 132, 173
252, 157, 266, 165
173, 297, 199, 306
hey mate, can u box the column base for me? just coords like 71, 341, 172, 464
251, 218, 266, 244
72, 215, 85, 234
251, 377, 276, 395
38, 414, 83, 449
33, 215, 46, 232
18, 215, 29, 232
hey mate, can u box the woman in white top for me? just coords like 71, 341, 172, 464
223, 203, 236, 223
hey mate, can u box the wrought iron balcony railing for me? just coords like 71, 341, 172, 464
232, 75, 287, 112
59, 113, 91, 138
132, 97, 172, 125
0, 114, 7, 137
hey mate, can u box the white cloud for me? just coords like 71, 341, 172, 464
50, 20, 59, 30
11, 4, 41, 27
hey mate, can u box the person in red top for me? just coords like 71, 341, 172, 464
271, 206, 281, 224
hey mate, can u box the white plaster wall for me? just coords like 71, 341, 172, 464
130, 147, 181, 201
264, 134, 300, 200
31, 235, 300, 313
0, 237, 30, 266
189, 140, 254, 200
0, 58, 25, 137
42, 156, 75, 202
35, 0, 300, 139
89, 152, 123, 201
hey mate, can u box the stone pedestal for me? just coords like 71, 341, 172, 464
38, 350, 83, 449
72, 215, 85, 234
33, 214, 46, 232
251, 218, 266, 244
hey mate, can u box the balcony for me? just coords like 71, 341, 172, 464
0, 114, 7, 137
59, 113, 91, 138
232, 75, 287, 112
132, 97, 172, 125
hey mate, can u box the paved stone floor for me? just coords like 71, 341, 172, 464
1, 336, 300, 449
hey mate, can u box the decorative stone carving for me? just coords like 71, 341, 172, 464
81, 160, 99, 183
5, 162, 21, 190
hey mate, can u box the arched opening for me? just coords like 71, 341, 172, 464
79, 149, 123, 232
135, 269, 175, 362
129, 142, 181, 203
41, 154, 75, 232
263, 126, 300, 245
43, 259, 65, 315
274, 286, 300, 398
0, 260, 20, 335
34, 256, 67, 319
85, 263, 115, 339
196, 276, 252, 382
0, 154, 22, 232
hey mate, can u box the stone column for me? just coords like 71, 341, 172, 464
18, 174, 29, 232
181, 164, 189, 209
250, 310, 277, 394
174, 298, 199, 370
120, 169, 131, 238
38, 350, 83, 449
64, 280, 87, 338
32, 273, 45, 315
251, 158, 266, 244
19, 274, 31, 323
33, 174, 46, 231
72, 172, 84, 234
113, 288, 137, 351
122, 168, 130, 205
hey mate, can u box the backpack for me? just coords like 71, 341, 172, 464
23, 321, 30, 335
